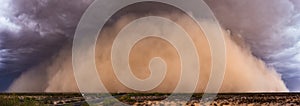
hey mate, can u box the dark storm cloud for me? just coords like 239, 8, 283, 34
12, 0, 93, 37
0, 30, 67, 73
0, 0, 92, 90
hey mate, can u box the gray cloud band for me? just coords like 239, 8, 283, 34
72, 0, 226, 105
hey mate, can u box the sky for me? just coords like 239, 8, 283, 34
0, 0, 299, 92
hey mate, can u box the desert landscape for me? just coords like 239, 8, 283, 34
1, 93, 300, 106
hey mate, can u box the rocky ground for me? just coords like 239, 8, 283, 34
1, 93, 300, 106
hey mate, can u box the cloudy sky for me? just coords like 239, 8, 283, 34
0, 0, 299, 92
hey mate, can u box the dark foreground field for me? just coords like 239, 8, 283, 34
0, 93, 299, 106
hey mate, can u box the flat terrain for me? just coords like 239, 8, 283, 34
0, 93, 299, 105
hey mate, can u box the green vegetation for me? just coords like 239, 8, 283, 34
0, 93, 85, 106
0, 95, 40, 106
0, 96, 17, 106
102, 98, 118, 106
